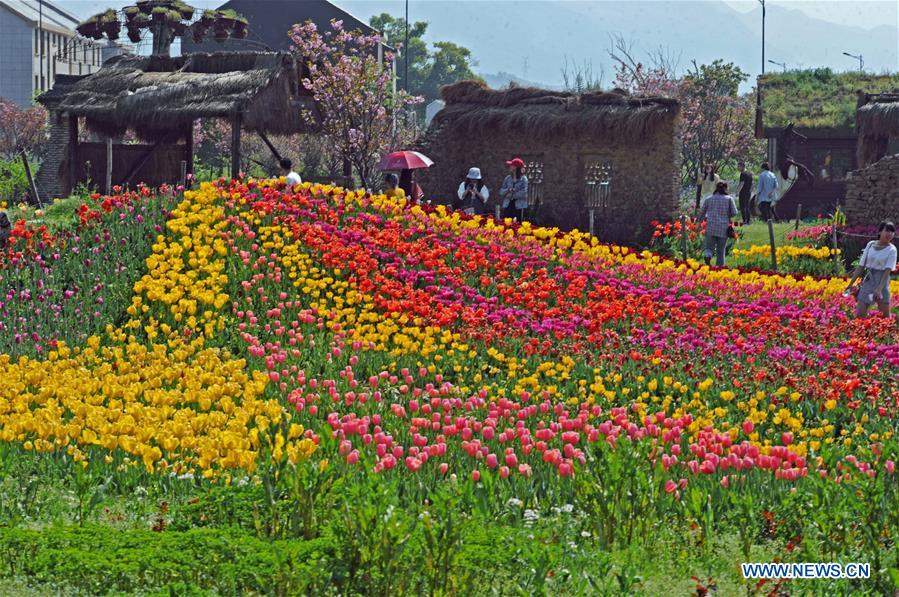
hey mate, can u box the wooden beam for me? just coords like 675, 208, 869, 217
21, 152, 42, 208
67, 113, 78, 196
256, 130, 283, 163
231, 112, 242, 180
184, 122, 194, 183
105, 138, 113, 195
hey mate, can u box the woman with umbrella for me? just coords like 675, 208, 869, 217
379, 151, 432, 205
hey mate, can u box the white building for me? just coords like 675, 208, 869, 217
0, 0, 125, 107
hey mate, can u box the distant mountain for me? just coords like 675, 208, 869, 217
341, 0, 898, 92
478, 71, 559, 91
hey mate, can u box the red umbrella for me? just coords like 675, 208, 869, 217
378, 150, 434, 171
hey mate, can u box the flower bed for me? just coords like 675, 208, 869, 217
0, 179, 896, 593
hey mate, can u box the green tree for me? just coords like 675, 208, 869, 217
369, 13, 429, 94
420, 42, 477, 100
369, 14, 478, 101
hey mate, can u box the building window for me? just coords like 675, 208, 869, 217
34, 75, 39, 91
34, 29, 39, 55
40, 75, 45, 91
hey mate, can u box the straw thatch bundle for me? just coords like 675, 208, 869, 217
436, 80, 679, 143
857, 96, 899, 139
52, 52, 315, 140
856, 93, 899, 168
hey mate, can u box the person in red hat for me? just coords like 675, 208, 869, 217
500, 158, 529, 221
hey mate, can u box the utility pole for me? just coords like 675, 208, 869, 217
38, 0, 43, 91
404, 0, 409, 92
758, 0, 766, 74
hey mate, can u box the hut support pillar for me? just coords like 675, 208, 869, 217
231, 112, 242, 181
185, 122, 194, 183
68, 113, 79, 195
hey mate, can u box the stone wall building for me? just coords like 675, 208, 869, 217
844, 155, 899, 226
414, 81, 681, 246
845, 93, 899, 226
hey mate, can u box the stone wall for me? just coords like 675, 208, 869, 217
844, 154, 899, 226
35, 110, 72, 201
414, 112, 682, 246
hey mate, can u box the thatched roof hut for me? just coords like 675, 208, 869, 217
36, 51, 316, 199
434, 80, 679, 143
416, 80, 682, 245
856, 92, 899, 168
48, 51, 315, 141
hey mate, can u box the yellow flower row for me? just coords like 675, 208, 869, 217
0, 183, 315, 475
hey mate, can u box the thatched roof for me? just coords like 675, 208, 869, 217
434, 80, 679, 142
856, 93, 899, 168
857, 93, 899, 139
40, 52, 316, 140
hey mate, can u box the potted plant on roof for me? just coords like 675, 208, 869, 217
77, 1, 249, 57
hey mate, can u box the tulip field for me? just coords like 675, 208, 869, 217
0, 180, 896, 595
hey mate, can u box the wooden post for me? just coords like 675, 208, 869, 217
184, 123, 194, 184
230, 112, 242, 181
679, 214, 688, 261
180, 160, 187, 190
589, 209, 595, 237
105, 137, 113, 196
67, 113, 78, 195
794, 203, 802, 231
831, 222, 839, 265
21, 153, 42, 208
768, 219, 778, 271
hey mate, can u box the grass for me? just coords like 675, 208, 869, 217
759, 69, 899, 130
17, 195, 87, 233
736, 220, 816, 248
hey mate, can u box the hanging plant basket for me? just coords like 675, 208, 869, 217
77, 21, 103, 39
127, 27, 142, 43
213, 25, 229, 42
104, 21, 121, 41
190, 22, 208, 43
231, 25, 248, 40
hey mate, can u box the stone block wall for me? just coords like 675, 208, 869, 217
844, 154, 899, 226
415, 112, 682, 246
35, 110, 72, 201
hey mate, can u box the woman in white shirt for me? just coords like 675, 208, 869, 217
455, 167, 489, 215
846, 220, 897, 319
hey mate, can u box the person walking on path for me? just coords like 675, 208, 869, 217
756, 162, 778, 221
456, 167, 489, 215
500, 158, 529, 221
845, 221, 896, 319
737, 161, 753, 225
698, 181, 738, 267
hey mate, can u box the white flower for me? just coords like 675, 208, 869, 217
506, 498, 523, 508
560, 503, 574, 514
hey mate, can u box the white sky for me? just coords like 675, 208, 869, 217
61, 0, 899, 29
722, 0, 897, 29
